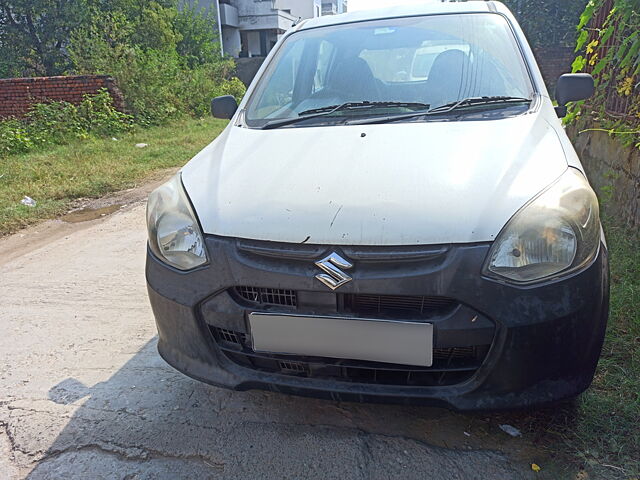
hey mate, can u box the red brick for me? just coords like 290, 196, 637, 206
0, 74, 125, 118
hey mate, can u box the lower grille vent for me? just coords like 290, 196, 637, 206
278, 360, 308, 374
345, 294, 456, 317
234, 286, 297, 307
210, 326, 487, 387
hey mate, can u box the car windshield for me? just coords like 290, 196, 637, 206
244, 13, 534, 128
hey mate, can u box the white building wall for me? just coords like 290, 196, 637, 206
186, 0, 321, 58
275, 0, 321, 19
222, 26, 242, 57
245, 31, 262, 57
321, 0, 347, 15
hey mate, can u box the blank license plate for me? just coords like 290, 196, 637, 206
248, 313, 433, 367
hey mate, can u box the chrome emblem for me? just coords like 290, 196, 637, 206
315, 252, 353, 290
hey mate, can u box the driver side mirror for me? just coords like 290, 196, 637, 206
211, 95, 238, 119
554, 73, 595, 118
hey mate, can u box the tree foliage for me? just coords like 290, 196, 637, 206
0, 0, 245, 124
501, 0, 589, 48
0, 0, 91, 76
174, 5, 220, 67
65, 1, 243, 123
0, 0, 223, 77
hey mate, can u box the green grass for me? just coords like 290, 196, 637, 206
515, 218, 639, 479
565, 219, 639, 476
0, 116, 227, 235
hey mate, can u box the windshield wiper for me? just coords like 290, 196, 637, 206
428, 96, 532, 113
299, 101, 430, 116
261, 101, 430, 130
346, 96, 532, 126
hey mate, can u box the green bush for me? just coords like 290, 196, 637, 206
0, 119, 34, 156
77, 89, 134, 136
24, 101, 86, 145
176, 63, 247, 117
0, 89, 133, 158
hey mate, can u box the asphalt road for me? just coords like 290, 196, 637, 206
0, 189, 541, 479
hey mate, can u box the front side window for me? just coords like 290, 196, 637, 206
245, 13, 534, 128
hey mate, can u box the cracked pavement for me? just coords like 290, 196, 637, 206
0, 192, 542, 479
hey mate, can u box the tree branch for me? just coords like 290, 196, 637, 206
0, 3, 24, 31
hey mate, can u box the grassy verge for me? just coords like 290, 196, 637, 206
0, 116, 227, 235
565, 218, 639, 477
514, 217, 639, 478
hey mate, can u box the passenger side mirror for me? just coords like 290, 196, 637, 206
211, 95, 238, 119
554, 73, 595, 118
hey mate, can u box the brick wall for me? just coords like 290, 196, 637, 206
0, 75, 125, 118
533, 47, 576, 96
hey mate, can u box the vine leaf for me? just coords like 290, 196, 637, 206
620, 37, 640, 69
576, 29, 589, 52
600, 25, 615, 46
577, 0, 596, 30
593, 58, 608, 75
572, 55, 587, 73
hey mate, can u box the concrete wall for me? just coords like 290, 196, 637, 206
569, 127, 640, 228
223, 26, 242, 57
220, 3, 239, 26
322, 0, 347, 15
276, 0, 321, 19
234, 0, 294, 30
0, 75, 125, 118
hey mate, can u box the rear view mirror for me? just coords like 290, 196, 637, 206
211, 95, 238, 119
555, 73, 595, 117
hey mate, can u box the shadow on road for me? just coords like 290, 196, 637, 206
25, 337, 566, 479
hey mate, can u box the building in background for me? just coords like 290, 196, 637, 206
322, 0, 348, 15
190, 0, 345, 59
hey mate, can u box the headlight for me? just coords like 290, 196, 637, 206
484, 168, 600, 284
146, 174, 207, 270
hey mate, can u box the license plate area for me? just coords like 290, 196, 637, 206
248, 313, 433, 367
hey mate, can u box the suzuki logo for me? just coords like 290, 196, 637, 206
315, 252, 353, 290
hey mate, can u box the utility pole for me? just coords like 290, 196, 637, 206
215, 0, 225, 57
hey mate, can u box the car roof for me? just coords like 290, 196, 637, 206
297, 1, 504, 31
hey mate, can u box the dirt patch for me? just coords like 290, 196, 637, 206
62, 204, 124, 223
0, 168, 176, 267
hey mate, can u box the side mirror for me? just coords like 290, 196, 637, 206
211, 95, 238, 119
554, 73, 594, 117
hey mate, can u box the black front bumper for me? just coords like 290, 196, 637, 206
146, 236, 609, 411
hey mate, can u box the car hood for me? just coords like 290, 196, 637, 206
182, 113, 568, 245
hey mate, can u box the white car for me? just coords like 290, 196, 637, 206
146, 1, 608, 410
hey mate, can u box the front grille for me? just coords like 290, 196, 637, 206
345, 294, 456, 317
232, 287, 455, 317
210, 326, 488, 387
234, 286, 297, 307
